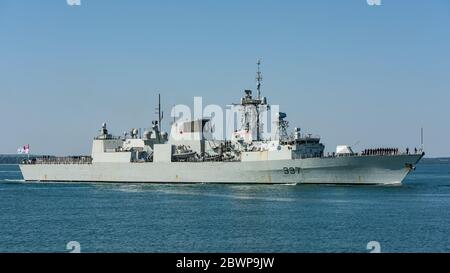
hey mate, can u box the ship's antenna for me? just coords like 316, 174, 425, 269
255, 59, 263, 141
421, 127, 424, 151
351, 140, 360, 150
173, 104, 176, 124
155, 93, 163, 131
256, 59, 263, 100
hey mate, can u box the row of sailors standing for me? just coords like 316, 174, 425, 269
362, 148, 399, 156
362, 147, 419, 156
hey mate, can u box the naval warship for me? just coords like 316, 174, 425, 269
20, 62, 424, 185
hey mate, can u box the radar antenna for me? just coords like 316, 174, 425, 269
256, 59, 263, 100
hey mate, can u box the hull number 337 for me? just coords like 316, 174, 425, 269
283, 167, 301, 175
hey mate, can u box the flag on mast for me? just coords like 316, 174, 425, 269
17, 144, 30, 154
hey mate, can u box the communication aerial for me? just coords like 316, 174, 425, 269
256, 59, 263, 99
154, 93, 164, 131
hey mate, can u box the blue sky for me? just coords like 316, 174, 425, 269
0, 0, 449, 156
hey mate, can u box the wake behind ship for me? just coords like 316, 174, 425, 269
20, 62, 424, 185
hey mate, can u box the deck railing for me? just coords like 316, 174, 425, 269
22, 156, 93, 165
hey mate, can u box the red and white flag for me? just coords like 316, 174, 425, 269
17, 144, 30, 154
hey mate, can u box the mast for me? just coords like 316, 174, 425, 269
256, 59, 263, 100
421, 127, 424, 151
255, 60, 262, 141
239, 60, 266, 141
155, 93, 163, 131
159, 94, 162, 131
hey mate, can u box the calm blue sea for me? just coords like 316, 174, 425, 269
0, 163, 449, 253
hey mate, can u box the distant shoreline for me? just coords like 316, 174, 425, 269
0, 155, 39, 165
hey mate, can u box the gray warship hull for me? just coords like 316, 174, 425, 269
20, 154, 423, 185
